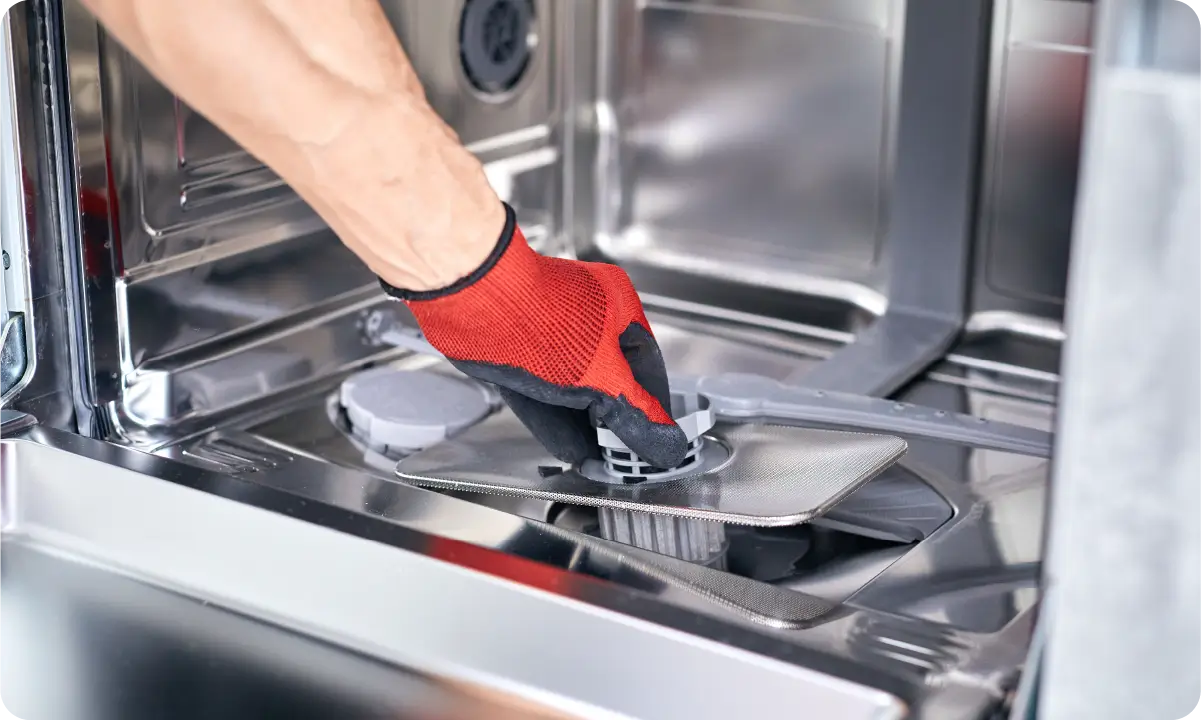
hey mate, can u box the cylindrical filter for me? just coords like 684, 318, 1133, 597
596, 391, 715, 483
593, 390, 726, 566
598, 508, 727, 569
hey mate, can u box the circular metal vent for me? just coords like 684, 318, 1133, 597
459, 0, 535, 95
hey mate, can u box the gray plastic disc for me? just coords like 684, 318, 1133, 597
340, 367, 492, 451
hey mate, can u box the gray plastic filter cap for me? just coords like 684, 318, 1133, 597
340, 367, 492, 451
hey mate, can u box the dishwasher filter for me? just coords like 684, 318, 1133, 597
334, 365, 922, 621
395, 388, 908, 527
595, 391, 716, 483
342, 365, 909, 572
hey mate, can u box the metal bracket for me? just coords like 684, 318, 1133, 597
802, 0, 992, 397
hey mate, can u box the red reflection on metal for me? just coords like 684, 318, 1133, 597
425, 536, 577, 597
78, 139, 123, 277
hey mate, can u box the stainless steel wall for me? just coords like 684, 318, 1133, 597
5, 0, 1097, 438
575, 0, 901, 315
576, 0, 1090, 337
972, 0, 1093, 333
12, 0, 562, 440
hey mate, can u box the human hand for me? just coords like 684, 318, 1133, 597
381, 204, 687, 470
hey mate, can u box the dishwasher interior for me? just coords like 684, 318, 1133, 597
0, 0, 1143, 717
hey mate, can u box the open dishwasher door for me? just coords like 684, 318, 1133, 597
0, 0, 1103, 717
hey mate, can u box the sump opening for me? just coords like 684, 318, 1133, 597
548, 501, 915, 599
550, 460, 950, 600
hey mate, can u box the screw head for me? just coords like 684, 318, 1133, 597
2, 251, 9, 270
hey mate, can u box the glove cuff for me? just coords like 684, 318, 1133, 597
379, 202, 518, 302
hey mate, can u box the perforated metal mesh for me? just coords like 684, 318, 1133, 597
396, 409, 908, 526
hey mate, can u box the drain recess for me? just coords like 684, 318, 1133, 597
459, 0, 535, 95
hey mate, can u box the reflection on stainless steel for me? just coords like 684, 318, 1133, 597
799, 0, 992, 397
2, 539, 591, 720
776, 545, 911, 603
31, 0, 561, 442
970, 0, 1093, 353
811, 464, 954, 544
588, 0, 897, 288
1, 14, 34, 405
0, 405, 1047, 715
5, 4, 81, 432
0, 313, 27, 397
397, 406, 907, 526
576, 0, 1015, 397
8, 0, 1084, 419
3, 427, 906, 718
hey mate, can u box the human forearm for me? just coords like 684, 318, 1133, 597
80, 0, 503, 291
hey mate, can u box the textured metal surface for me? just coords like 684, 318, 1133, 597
3, 0, 1080, 715
5, 371, 1052, 718
1039, 2, 1201, 716
597, 508, 727, 566
6, 0, 1084, 447
245, 314, 1052, 640
397, 408, 907, 526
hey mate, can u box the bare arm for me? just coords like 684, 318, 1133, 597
80, 0, 504, 292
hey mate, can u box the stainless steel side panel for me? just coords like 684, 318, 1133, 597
972, 0, 1094, 330
26, 0, 562, 438
583, 0, 899, 305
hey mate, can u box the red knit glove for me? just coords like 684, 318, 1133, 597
381, 204, 687, 470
